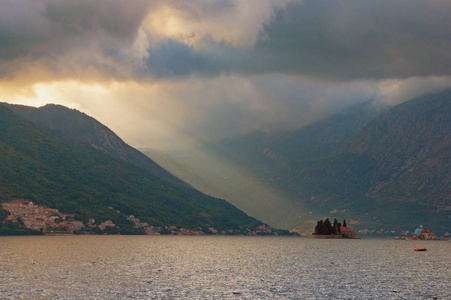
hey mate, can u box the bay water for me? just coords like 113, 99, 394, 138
0, 236, 449, 299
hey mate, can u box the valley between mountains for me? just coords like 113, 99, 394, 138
144, 90, 451, 236
1, 89, 450, 236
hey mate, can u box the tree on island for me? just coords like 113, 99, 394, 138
333, 218, 339, 234
314, 220, 323, 235
314, 218, 347, 235
314, 218, 335, 235
323, 218, 333, 235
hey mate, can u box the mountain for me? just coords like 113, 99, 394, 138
292, 90, 451, 233
214, 99, 384, 164
144, 100, 386, 231
345, 90, 451, 208
145, 91, 451, 234
3, 103, 185, 186
0, 104, 265, 234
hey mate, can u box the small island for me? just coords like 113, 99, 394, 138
308, 218, 356, 239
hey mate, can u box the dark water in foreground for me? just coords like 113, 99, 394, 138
0, 235, 449, 299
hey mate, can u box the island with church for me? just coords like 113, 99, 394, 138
308, 218, 357, 239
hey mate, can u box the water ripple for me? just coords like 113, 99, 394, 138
0, 236, 449, 299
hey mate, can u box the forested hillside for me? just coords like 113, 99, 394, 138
4, 103, 185, 186
0, 104, 263, 234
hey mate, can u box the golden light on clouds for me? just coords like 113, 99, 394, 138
1, 79, 203, 149
143, 0, 292, 48
0, 0, 449, 150
145, 5, 186, 40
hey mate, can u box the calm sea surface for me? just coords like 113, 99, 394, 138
0, 236, 449, 299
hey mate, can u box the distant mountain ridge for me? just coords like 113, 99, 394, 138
208, 100, 385, 174
144, 99, 388, 231
145, 90, 451, 234
3, 103, 186, 186
345, 89, 451, 208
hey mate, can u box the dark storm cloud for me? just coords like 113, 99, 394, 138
145, 0, 451, 81
1, 0, 450, 83
168, 0, 236, 19
144, 39, 249, 78
145, 40, 215, 78
43, 0, 148, 42
0, 2, 48, 60
0, 0, 150, 78
255, 0, 451, 80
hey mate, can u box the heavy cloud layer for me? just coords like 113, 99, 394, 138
0, 0, 151, 80
2, 0, 450, 81
146, 0, 451, 80
1, 0, 450, 149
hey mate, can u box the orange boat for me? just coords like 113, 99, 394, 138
414, 247, 427, 252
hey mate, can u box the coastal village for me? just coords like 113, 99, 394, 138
1, 201, 85, 233
0, 200, 279, 236
1, 200, 447, 238
128, 214, 276, 236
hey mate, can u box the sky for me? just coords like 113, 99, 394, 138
1, 0, 451, 150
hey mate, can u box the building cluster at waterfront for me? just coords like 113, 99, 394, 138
1, 201, 84, 233
127, 215, 278, 236
1, 201, 283, 236
1, 201, 124, 234
412, 225, 437, 240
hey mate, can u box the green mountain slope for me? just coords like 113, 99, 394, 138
0, 104, 263, 233
3, 103, 186, 186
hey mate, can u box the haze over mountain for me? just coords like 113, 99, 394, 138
0, 104, 266, 233
142, 99, 387, 229
145, 90, 451, 234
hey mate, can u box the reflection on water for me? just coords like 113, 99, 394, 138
0, 236, 450, 299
